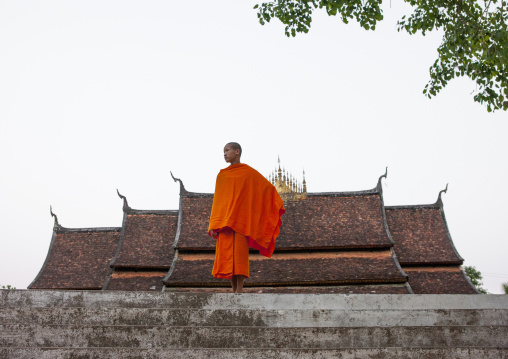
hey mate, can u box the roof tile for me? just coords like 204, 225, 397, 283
29, 230, 120, 289
106, 271, 166, 291
386, 206, 463, 265
111, 213, 178, 268
404, 267, 477, 294
166, 284, 410, 294
165, 250, 407, 287
177, 193, 393, 250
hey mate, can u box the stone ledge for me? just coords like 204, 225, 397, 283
2, 290, 507, 310
2, 307, 508, 327
1, 347, 508, 359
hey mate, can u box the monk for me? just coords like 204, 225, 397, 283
208, 142, 285, 293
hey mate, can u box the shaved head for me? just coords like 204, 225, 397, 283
225, 142, 242, 156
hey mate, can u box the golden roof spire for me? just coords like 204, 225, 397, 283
267, 158, 307, 202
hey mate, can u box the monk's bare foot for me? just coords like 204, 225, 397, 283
235, 275, 245, 293
231, 277, 237, 293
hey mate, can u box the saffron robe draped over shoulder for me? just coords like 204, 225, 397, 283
208, 163, 285, 258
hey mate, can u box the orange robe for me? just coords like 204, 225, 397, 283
212, 227, 250, 279
209, 163, 285, 278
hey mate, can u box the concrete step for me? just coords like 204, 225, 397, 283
1, 307, 508, 327
1, 347, 508, 359
2, 290, 508, 311
1, 324, 507, 349
2, 290, 508, 358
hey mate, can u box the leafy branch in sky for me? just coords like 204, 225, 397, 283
254, 0, 508, 112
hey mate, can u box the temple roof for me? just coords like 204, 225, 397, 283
175, 195, 214, 251
404, 267, 479, 294
110, 210, 178, 269
109, 191, 179, 269
383, 189, 476, 294
165, 284, 411, 294
175, 190, 393, 251
28, 226, 120, 290
164, 249, 407, 287
277, 192, 393, 250
106, 271, 167, 291
29, 172, 476, 294
385, 199, 463, 266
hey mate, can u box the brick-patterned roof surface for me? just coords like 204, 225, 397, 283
166, 284, 410, 294
177, 192, 393, 250
111, 211, 178, 269
30, 181, 475, 294
165, 250, 407, 287
29, 229, 120, 290
106, 271, 166, 291
176, 195, 215, 250
385, 206, 463, 265
278, 193, 392, 249
404, 267, 477, 294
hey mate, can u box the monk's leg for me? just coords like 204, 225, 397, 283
212, 228, 235, 284
231, 277, 237, 292
213, 229, 249, 293
232, 231, 249, 293
230, 275, 245, 293
234, 275, 246, 293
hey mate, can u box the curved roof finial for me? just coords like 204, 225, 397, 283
377, 167, 388, 190
437, 183, 449, 206
50, 205, 63, 231
116, 189, 131, 212
170, 171, 188, 195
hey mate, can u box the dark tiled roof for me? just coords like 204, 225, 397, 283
106, 271, 166, 291
28, 228, 120, 290
176, 196, 215, 250
164, 250, 407, 287
110, 212, 178, 269
385, 206, 463, 265
176, 192, 393, 250
404, 267, 478, 294
277, 194, 392, 249
165, 284, 410, 294
31, 178, 474, 295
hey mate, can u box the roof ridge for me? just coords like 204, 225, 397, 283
126, 209, 179, 215
175, 169, 389, 199
385, 204, 440, 210
55, 227, 121, 233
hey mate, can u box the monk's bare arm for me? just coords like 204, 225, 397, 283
210, 229, 218, 237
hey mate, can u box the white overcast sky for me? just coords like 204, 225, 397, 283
1, 1, 506, 293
